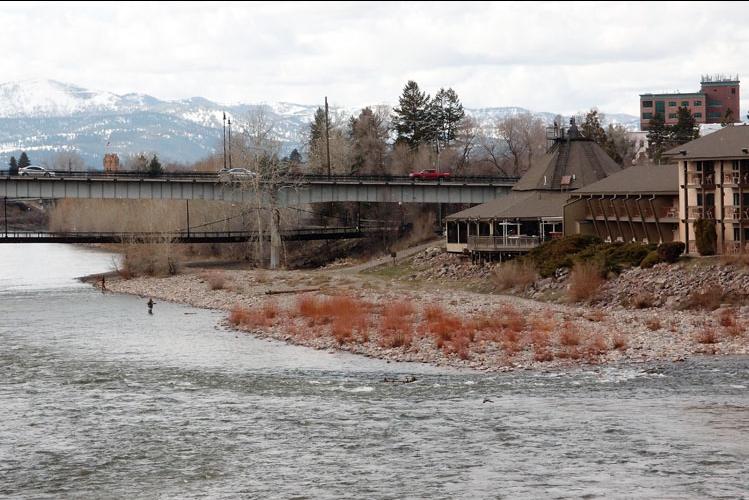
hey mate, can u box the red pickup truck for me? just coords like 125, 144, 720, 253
409, 169, 451, 180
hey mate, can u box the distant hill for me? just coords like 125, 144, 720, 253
0, 79, 640, 168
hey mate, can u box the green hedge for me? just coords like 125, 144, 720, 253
694, 218, 717, 256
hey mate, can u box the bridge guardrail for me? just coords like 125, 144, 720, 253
0, 170, 519, 184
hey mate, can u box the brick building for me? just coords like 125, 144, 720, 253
640, 75, 740, 130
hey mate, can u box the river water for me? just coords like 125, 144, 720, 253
0, 245, 747, 499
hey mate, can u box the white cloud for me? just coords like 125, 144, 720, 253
1, 1, 747, 116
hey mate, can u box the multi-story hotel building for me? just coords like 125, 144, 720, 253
667, 125, 749, 254
640, 75, 740, 130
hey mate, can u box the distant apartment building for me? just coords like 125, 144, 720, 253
664, 125, 749, 255
103, 153, 119, 172
640, 74, 740, 130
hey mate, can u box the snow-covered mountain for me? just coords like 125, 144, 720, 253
0, 79, 639, 167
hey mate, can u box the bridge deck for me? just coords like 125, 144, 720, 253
0, 227, 370, 244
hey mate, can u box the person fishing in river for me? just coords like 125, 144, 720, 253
147, 298, 154, 314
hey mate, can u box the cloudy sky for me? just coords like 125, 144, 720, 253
2, 1, 748, 116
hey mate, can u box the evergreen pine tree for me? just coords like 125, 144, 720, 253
646, 113, 669, 163
391, 80, 431, 147
580, 109, 608, 145
147, 155, 163, 177
8, 156, 18, 175
289, 148, 302, 165
349, 107, 388, 174
18, 152, 30, 169
431, 88, 465, 149
672, 106, 699, 145
309, 107, 326, 144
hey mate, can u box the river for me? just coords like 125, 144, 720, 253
0, 245, 747, 499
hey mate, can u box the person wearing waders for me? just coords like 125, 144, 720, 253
147, 298, 154, 314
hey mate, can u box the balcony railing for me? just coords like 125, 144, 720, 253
688, 206, 715, 219
687, 172, 716, 186
724, 206, 749, 221
722, 171, 749, 185
467, 235, 541, 251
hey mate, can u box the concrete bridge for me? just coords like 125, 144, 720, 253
0, 172, 516, 206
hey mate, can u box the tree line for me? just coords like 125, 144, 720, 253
645, 108, 700, 164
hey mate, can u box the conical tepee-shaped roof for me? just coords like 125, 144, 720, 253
513, 121, 622, 192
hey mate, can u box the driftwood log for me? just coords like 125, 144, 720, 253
265, 288, 321, 295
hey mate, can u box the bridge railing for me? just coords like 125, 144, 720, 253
0, 170, 520, 184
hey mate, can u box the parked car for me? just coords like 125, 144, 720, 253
408, 169, 450, 181
218, 168, 257, 181
19, 165, 55, 177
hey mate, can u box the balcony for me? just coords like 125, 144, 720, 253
467, 235, 541, 252
724, 206, 749, 221
723, 171, 749, 186
687, 171, 716, 187
688, 206, 715, 219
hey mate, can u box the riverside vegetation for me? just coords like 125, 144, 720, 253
97, 235, 748, 372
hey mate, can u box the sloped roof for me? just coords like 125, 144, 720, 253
664, 125, 749, 160
513, 138, 623, 191
570, 164, 678, 195
446, 191, 568, 220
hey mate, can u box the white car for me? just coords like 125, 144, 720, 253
219, 168, 257, 181
19, 165, 55, 177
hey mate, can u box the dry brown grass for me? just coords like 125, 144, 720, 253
567, 261, 604, 303
492, 260, 538, 291
559, 323, 582, 346
586, 333, 609, 357
645, 317, 662, 331
684, 285, 725, 311
630, 292, 655, 309
203, 270, 227, 290
695, 328, 719, 344
719, 308, 737, 328
612, 334, 628, 351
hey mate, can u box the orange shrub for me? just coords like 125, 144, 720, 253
612, 334, 628, 351
559, 324, 581, 346
696, 328, 718, 344
586, 333, 609, 356
719, 309, 737, 328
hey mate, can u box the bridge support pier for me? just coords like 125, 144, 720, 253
270, 208, 281, 269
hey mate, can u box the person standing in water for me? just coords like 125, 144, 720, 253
147, 298, 154, 314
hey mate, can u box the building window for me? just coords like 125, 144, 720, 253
681, 101, 689, 106
732, 88, 736, 94
642, 100, 653, 108
642, 112, 653, 119
655, 101, 665, 113
669, 113, 677, 119
708, 111, 722, 119
694, 112, 702, 118
694, 100, 702, 106
669, 101, 677, 107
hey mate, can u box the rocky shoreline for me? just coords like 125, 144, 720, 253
91, 249, 749, 372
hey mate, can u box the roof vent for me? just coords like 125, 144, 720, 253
742, 148, 749, 154
679, 150, 688, 156
560, 175, 572, 186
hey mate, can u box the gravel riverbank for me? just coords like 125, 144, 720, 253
94, 254, 749, 372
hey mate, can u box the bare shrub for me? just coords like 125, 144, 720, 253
492, 260, 538, 291
695, 328, 719, 344
719, 308, 737, 328
612, 334, 628, 351
630, 293, 655, 309
567, 261, 604, 303
559, 324, 582, 346
645, 317, 662, 331
586, 334, 609, 357
684, 285, 724, 311
204, 270, 227, 290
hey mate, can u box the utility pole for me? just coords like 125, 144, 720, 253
325, 96, 331, 177
3, 197, 7, 238
228, 118, 233, 169
185, 200, 190, 238
222, 112, 227, 170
